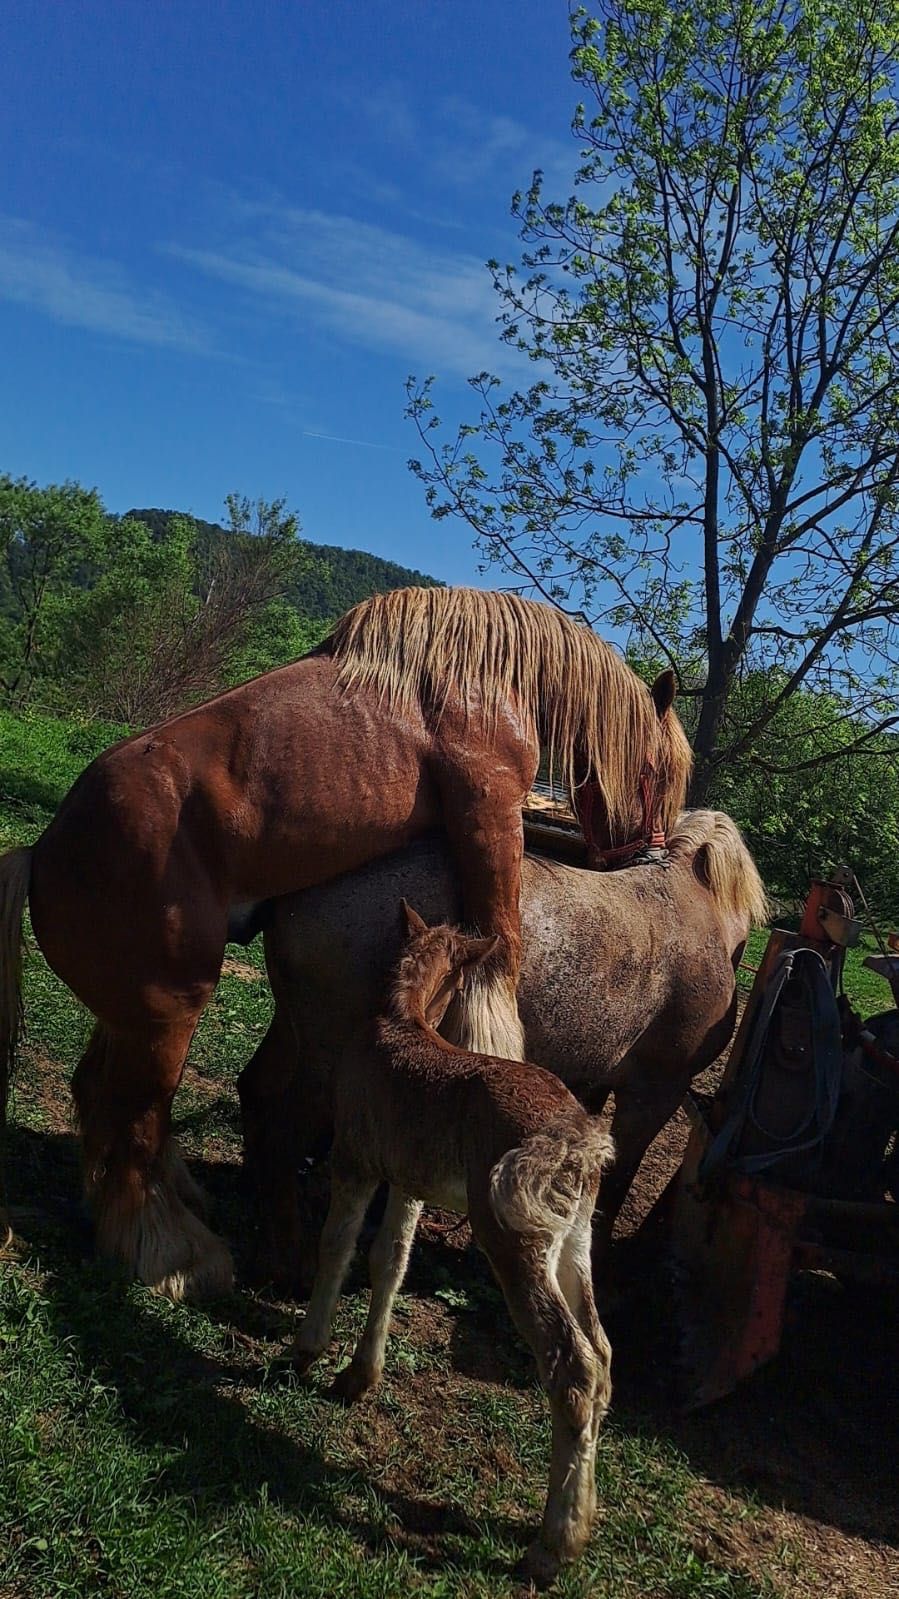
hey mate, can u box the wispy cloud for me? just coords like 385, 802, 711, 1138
168, 207, 519, 379
431, 96, 577, 198
0, 216, 209, 352
347, 84, 579, 211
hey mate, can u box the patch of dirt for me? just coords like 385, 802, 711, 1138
220, 957, 263, 983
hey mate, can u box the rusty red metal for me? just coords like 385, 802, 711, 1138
670, 871, 899, 1410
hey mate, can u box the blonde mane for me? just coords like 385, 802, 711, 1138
668, 810, 769, 926
326, 587, 691, 833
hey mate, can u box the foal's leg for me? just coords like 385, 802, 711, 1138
73, 1010, 233, 1301
330, 1187, 423, 1404
291, 1170, 379, 1374
483, 1241, 602, 1582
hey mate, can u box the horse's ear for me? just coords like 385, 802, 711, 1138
692, 841, 712, 891
460, 933, 501, 971
651, 668, 677, 718
401, 899, 429, 939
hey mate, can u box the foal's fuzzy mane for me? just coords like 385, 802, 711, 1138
326, 587, 691, 833
668, 810, 769, 926
386, 928, 464, 1024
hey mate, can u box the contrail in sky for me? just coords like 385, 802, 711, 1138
301, 428, 400, 452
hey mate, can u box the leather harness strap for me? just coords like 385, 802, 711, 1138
576, 757, 667, 871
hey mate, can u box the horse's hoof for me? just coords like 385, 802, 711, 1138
149, 1231, 235, 1303
328, 1361, 378, 1406
98, 1183, 235, 1303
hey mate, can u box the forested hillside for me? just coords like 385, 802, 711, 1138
127, 508, 440, 620
0, 476, 440, 728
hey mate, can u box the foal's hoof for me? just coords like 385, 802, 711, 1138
290, 1346, 322, 1378
328, 1361, 378, 1406
517, 1540, 564, 1591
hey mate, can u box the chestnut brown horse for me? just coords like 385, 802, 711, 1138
0, 587, 691, 1299
239, 810, 767, 1289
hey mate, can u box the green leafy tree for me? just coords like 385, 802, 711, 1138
0, 480, 313, 723
409, 0, 899, 800
0, 475, 108, 704
685, 672, 899, 913
64, 495, 309, 723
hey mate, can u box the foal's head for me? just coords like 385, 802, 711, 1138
387, 901, 500, 1030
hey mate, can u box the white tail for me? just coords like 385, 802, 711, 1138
490, 1121, 615, 1239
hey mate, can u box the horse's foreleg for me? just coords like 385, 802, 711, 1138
436, 777, 529, 1061
73, 1014, 233, 1301
595, 1072, 691, 1260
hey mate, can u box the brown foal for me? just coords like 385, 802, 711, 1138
291, 903, 614, 1584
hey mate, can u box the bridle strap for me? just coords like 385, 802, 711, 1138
577, 758, 667, 871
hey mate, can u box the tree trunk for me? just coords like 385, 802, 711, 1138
688, 668, 731, 806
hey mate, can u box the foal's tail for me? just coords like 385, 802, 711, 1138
489, 1115, 615, 1241
0, 847, 32, 1245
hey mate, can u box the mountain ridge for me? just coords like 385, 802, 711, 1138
126, 507, 443, 621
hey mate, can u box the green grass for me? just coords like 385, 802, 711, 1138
0, 706, 856, 1598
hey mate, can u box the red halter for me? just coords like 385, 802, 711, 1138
575, 758, 667, 871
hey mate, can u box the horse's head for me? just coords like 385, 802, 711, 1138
574, 669, 693, 869
390, 901, 500, 1029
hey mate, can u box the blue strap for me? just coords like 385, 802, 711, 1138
700, 948, 843, 1182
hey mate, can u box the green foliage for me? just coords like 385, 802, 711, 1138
703, 673, 899, 917
0, 479, 438, 727
128, 507, 441, 622
0, 475, 110, 704
0, 707, 127, 841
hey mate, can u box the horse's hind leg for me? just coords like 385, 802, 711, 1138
72, 1012, 233, 1301
595, 1071, 690, 1260
238, 1007, 315, 1292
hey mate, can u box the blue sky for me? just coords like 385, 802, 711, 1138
0, 1, 582, 585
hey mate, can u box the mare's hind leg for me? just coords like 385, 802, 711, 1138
594, 1072, 691, 1261
72, 1012, 233, 1301
330, 1187, 423, 1403
237, 1007, 328, 1293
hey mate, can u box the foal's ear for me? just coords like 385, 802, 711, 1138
651, 668, 677, 718
460, 933, 501, 971
400, 899, 429, 939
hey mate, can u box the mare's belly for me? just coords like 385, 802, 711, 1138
413, 1177, 469, 1213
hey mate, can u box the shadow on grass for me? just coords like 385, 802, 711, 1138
8, 1123, 898, 1563
603, 1228, 899, 1548
0, 764, 68, 820
3, 1126, 529, 1572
